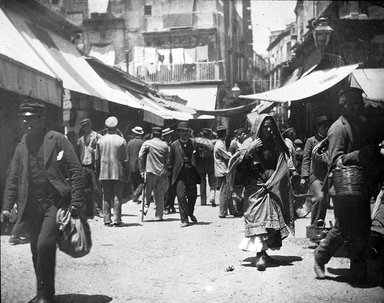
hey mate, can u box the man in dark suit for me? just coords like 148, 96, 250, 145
313, 88, 382, 285
1, 98, 85, 303
170, 122, 200, 227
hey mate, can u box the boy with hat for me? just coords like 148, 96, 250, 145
126, 126, 145, 203
77, 118, 103, 218
96, 117, 127, 226
300, 115, 329, 226
139, 126, 169, 220
170, 122, 201, 227
1, 98, 85, 302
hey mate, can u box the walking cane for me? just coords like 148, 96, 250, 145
141, 173, 146, 222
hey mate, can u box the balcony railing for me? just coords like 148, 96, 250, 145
132, 61, 224, 84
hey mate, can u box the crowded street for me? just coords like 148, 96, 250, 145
1, 195, 384, 303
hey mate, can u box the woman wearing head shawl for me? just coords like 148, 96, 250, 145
228, 114, 295, 270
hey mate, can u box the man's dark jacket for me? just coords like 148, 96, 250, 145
2, 130, 85, 223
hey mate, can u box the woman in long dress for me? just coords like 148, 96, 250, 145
229, 114, 295, 270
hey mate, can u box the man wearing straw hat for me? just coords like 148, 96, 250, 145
126, 126, 145, 203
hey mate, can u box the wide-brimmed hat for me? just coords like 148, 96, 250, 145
19, 98, 46, 117
216, 126, 227, 133
162, 128, 174, 136
105, 116, 118, 129
151, 126, 162, 134
132, 126, 144, 135
177, 121, 189, 131
339, 87, 364, 99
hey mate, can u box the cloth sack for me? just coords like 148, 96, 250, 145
56, 208, 92, 258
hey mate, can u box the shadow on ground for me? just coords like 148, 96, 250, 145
55, 294, 112, 303
241, 255, 303, 268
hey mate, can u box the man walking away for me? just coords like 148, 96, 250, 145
126, 126, 145, 203
96, 117, 127, 227
139, 127, 169, 221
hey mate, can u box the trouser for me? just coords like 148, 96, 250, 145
25, 198, 59, 300
164, 175, 176, 211
101, 180, 123, 224
145, 173, 166, 219
131, 171, 144, 200
309, 179, 327, 225
314, 195, 371, 278
83, 165, 102, 216
199, 170, 216, 205
217, 176, 236, 217
175, 168, 197, 223
233, 184, 244, 214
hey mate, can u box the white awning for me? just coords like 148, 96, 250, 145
0, 8, 62, 106
241, 64, 359, 103
350, 68, 384, 104
159, 84, 218, 111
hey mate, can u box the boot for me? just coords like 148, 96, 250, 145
256, 251, 266, 271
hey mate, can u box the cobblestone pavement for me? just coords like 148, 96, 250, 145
1, 197, 383, 303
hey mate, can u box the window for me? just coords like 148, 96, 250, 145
144, 5, 152, 16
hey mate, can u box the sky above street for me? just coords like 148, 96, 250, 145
251, 0, 297, 56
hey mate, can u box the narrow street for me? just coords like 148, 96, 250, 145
1, 195, 383, 303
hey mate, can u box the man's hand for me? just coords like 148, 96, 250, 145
0, 210, 10, 222
300, 178, 307, 187
249, 138, 262, 153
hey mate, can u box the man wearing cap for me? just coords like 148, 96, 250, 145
162, 128, 177, 214
139, 126, 169, 221
313, 87, 382, 284
195, 128, 217, 207
77, 118, 103, 218
126, 126, 145, 203
1, 98, 85, 303
300, 116, 330, 227
214, 126, 237, 218
96, 116, 127, 227
229, 128, 247, 155
170, 122, 201, 227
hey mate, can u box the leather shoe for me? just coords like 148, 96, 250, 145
218, 215, 226, 218
256, 254, 266, 271
210, 199, 217, 207
189, 215, 198, 223
37, 298, 54, 303
180, 222, 189, 228
314, 256, 325, 279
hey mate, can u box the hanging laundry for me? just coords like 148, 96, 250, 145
171, 48, 184, 64
157, 49, 171, 68
196, 45, 208, 62
88, 0, 109, 14
144, 47, 158, 74
89, 44, 116, 66
184, 47, 196, 64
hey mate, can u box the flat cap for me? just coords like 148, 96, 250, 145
339, 87, 364, 99
19, 98, 46, 117
315, 115, 329, 126
162, 127, 174, 136
132, 126, 144, 135
80, 118, 92, 126
177, 121, 189, 131
151, 126, 162, 134
105, 116, 118, 129
216, 126, 227, 133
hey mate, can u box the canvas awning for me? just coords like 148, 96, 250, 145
350, 68, 384, 106
240, 64, 359, 103
0, 8, 62, 106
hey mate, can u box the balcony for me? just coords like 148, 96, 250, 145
144, 11, 219, 32
132, 61, 224, 84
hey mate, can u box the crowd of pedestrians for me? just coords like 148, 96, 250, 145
1, 85, 383, 302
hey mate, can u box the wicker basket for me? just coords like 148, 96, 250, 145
332, 165, 367, 197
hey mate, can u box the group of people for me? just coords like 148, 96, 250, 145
1, 86, 383, 302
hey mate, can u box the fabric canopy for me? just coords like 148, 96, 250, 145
240, 64, 359, 103
350, 68, 384, 104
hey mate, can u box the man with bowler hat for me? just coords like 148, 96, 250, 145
170, 121, 200, 227
96, 116, 127, 226
139, 126, 169, 220
162, 128, 177, 214
300, 115, 330, 228
126, 126, 145, 203
313, 87, 383, 284
77, 118, 102, 218
1, 98, 85, 303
